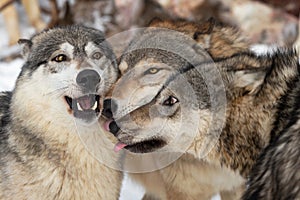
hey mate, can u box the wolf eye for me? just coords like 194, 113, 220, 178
144, 67, 159, 75
52, 54, 67, 62
163, 96, 178, 106
92, 52, 102, 60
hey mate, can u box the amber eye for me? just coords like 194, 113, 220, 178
144, 67, 159, 75
92, 52, 102, 60
52, 54, 67, 62
163, 96, 179, 106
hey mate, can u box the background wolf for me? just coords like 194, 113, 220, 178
104, 19, 300, 200
0, 25, 122, 199
243, 59, 300, 199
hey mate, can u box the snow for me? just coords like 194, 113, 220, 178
0, 59, 23, 91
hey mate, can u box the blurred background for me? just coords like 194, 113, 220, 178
0, 0, 299, 89
0, 1, 299, 199
0, 0, 299, 56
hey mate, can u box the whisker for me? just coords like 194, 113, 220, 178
44, 86, 69, 96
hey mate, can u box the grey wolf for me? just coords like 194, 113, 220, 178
103, 19, 257, 200
103, 19, 299, 199
0, 25, 122, 199
243, 58, 300, 199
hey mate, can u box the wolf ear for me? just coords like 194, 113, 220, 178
192, 18, 216, 50
231, 68, 267, 95
18, 39, 32, 59
193, 18, 215, 40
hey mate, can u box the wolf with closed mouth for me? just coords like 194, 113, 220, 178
0, 25, 122, 199
103, 19, 300, 200
242, 59, 300, 199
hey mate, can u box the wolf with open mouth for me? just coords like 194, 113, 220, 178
0, 25, 122, 199
103, 19, 299, 200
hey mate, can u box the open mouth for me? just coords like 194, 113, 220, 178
114, 138, 167, 154
103, 120, 167, 153
64, 94, 100, 122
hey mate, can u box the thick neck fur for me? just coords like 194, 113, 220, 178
3, 91, 121, 199
222, 49, 299, 177
257, 50, 300, 141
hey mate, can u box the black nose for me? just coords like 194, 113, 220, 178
102, 98, 117, 119
109, 121, 120, 136
76, 69, 100, 91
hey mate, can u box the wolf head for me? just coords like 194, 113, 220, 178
102, 20, 268, 155
13, 25, 119, 126
147, 18, 249, 58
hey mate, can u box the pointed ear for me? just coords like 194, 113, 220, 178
232, 68, 267, 94
18, 39, 32, 59
192, 19, 216, 50
193, 18, 215, 40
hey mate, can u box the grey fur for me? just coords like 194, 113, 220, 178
107, 25, 300, 199
243, 50, 300, 200
0, 25, 122, 199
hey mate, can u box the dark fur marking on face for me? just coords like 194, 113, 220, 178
124, 138, 167, 153
49, 67, 58, 74
149, 51, 256, 91
19, 25, 118, 78
38, 61, 47, 66
166, 105, 180, 120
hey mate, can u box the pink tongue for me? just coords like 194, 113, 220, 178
114, 142, 127, 153
78, 96, 92, 110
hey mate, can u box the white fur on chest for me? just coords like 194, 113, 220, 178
161, 156, 244, 196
